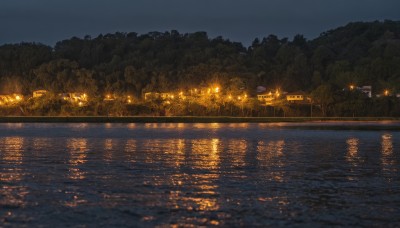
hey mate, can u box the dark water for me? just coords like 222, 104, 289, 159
0, 122, 399, 227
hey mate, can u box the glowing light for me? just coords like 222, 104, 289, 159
15, 95, 21, 101
350, 85, 355, 90
384, 90, 389, 96
214, 87, 220, 93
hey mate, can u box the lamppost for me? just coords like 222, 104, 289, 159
384, 89, 389, 96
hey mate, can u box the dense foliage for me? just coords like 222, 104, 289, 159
1, 20, 400, 116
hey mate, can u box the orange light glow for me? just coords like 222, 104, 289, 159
384, 90, 389, 96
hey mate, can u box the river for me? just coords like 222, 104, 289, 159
0, 122, 399, 226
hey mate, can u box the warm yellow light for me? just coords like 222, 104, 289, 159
78, 101, 83, 106
215, 87, 220, 93
238, 96, 241, 100
106, 94, 111, 99
15, 95, 21, 101
127, 99, 132, 103
228, 95, 232, 100
170, 95, 174, 99
179, 91, 183, 96
384, 90, 389, 96
350, 85, 354, 90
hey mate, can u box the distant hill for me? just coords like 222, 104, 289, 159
0, 20, 399, 96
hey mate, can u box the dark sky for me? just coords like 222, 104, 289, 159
1, 0, 399, 46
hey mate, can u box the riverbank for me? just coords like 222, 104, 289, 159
0, 116, 399, 123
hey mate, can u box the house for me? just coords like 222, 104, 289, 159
286, 92, 306, 103
360, 86, 372, 98
257, 90, 280, 105
33, 90, 48, 98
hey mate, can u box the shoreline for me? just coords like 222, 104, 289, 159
0, 116, 399, 123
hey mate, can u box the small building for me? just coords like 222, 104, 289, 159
360, 86, 372, 98
33, 90, 48, 98
286, 92, 306, 103
257, 91, 279, 105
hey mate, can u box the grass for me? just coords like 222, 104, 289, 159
0, 116, 399, 123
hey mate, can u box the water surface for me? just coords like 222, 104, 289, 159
0, 123, 399, 226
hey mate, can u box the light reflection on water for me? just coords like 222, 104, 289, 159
0, 123, 399, 227
67, 138, 88, 180
0, 137, 28, 212
346, 137, 361, 165
191, 138, 221, 170
381, 133, 397, 176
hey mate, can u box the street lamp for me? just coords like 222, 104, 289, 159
384, 89, 389, 96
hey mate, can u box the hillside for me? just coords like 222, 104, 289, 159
0, 20, 399, 116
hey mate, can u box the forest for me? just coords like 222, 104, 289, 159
0, 20, 400, 117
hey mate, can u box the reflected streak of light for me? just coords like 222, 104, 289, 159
381, 133, 396, 173
257, 140, 285, 182
0, 137, 25, 182
105, 139, 113, 150
124, 139, 137, 163
104, 138, 114, 162
346, 138, 361, 166
167, 173, 220, 212
191, 138, 221, 170
67, 138, 88, 180
142, 139, 186, 167
0, 137, 24, 164
0, 137, 28, 209
127, 123, 136, 129
256, 140, 285, 161
227, 139, 247, 167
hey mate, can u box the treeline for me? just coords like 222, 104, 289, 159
0, 20, 400, 116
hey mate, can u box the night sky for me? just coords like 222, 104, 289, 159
1, 0, 399, 46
